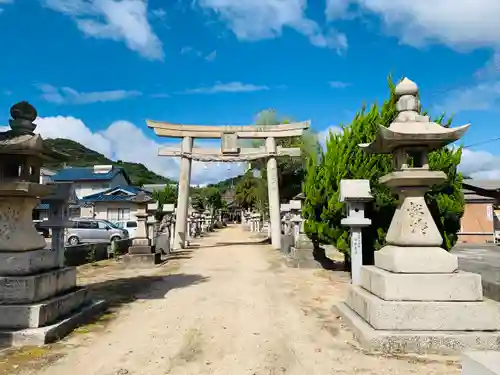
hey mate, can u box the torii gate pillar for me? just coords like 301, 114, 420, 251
266, 137, 281, 250
174, 136, 193, 250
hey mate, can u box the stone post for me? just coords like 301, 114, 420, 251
124, 192, 161, 266
0, 101, 104, 346
196, 214, 201, 236
187, 216, 192, 239
339, 179, 373, 285
174, 136, 193, 250
255, 213, 261, 232
266, 137, 281, 250
39, 182, 77, 268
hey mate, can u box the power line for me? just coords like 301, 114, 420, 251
463, 136, 500, 149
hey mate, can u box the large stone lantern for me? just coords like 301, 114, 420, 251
0, 102, 104, 346
124, 191, 161, 266
335, 78, 500, 354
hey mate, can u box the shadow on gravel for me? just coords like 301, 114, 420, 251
314, 247, 346, 271
165, 250, 194, 261
87, 273, 210, 309
198, 239, 271, 249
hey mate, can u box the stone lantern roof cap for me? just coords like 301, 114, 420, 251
0, 102, 68, 160
359, 78, 470, 154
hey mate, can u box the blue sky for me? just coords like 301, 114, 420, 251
1, 0, 500, 184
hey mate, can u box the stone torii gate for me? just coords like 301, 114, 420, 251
147, 120, 310, 251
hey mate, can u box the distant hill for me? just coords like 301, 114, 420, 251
44, 138, 174, 185
207, 175, 243, 193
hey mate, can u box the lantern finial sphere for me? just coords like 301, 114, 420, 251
395, 77, 418, 97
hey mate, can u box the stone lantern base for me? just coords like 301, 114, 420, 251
287, 235, 318, 269
333, 257, 500, 354
123, 238, 162, 267
0, 248, 105, 346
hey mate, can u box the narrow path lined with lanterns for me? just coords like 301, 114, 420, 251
23, 225, 459, 375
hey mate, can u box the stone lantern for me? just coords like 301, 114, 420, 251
0, 102, 103, 346
339, 179, 372, 285
334, 78, 500, 353
124, 191, 161, 266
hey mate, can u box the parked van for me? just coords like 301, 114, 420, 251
109, 220, 138, 238
123, 221, 138, 238
65, 218, 129, 245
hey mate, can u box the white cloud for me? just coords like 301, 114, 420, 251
183, 81, 270, 94
197, 0, 347, 53
180, 46, 202, 56
474, 52, 500, 81
434, 81, 500, 113
36, 84, 142, 105
42, 0, 163, 60
317, 125, 342, 148
26, 116, 244, 185
329, 81, 350, 88
326, 0, 500, 51
205, 50, 217, 61
0, 0, 13, 13
459, 148, 500, 179
180, 46, 216, 61
149, 92, 170, 98
150, 7, 166, 19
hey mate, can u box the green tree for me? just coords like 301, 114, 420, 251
247, 109, 322, 204
152, 184, 178, 218
234, 171, 261, 210
303, 76, 465, 262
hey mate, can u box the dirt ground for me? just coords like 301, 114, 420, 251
1, 225, 461, 375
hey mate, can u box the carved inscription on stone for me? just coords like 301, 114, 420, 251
221, 133, 239, 154
406, 201, 428, 235
351, 231, 362, 256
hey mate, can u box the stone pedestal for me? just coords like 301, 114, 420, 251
288, 233, 317, 268
335, 182, 500, 353
124, 194, 161, 267
0, 183, 98, 344
123, 237, 161, 267
287, 212, 317, 268
462, 351, 500, 375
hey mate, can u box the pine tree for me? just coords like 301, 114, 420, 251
303, 77, 465, 261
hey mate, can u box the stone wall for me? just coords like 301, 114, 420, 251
64, 242, 110, 266
110, 238, 132, 256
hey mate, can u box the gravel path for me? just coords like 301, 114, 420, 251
26, 225, 460, 375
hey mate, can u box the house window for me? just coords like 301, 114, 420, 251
107, 208, 131, 222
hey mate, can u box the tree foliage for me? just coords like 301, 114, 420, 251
244, 109, 322, 206
190, 186, 223, 214
152, 184, 178, 210
303, 76, 465, 257
234, 170, 267, 212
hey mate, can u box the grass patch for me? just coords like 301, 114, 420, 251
0, 345, 64, 375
